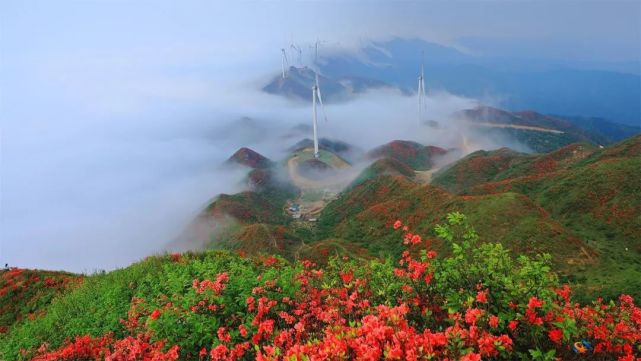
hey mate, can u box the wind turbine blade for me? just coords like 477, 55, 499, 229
312, 82, 319, 158
317, 87, 328, 123
315, 74, 328, 122
418, 76, 425, 125
281, 49, 287, 79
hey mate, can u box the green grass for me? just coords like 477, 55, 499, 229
291, 148, 350, 168
348, 157, 415, 189
299, 189, 324, 202
431, 148, 526, 193
204, 186, 296, 226
0, 252, 296, 359
477, 127, 585, 153
0, 269, 80, 334
0, 257, 168, 357
430, 136, 641, 300
367, 140, 437, 171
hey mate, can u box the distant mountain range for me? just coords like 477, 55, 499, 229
263, 66, 394, 102
458, 105, 640, 152
264, 38, 641, 127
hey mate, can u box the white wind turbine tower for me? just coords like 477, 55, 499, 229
311, 72, 327, 159
418, 53, 425, 126
311, 39, 325, 65
281, 48, 289, 79
417, 52, 426, 126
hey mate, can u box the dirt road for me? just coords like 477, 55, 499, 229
471, 122, 565, 134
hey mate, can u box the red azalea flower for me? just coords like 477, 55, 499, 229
217, 327, 231, 343
239, 324, 248, 337
548, 328, 563, 344
489, 315, 499, 328
210, 344, 229, 360
461, 352, 481, 361
465, 308, 484, 325
527, 296, 544, 309
476, 290, 488, 303
150, 309, 161, 320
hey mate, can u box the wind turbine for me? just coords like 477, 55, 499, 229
290, 43, 302, 65
310, 39, 325, 66
311, 72, 328, 158
417, 51, 426, 126
281, 48, 289, 79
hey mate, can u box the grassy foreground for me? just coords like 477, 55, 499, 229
1, 213, 639, 360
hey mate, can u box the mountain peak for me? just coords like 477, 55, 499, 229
368, 140, 446, 171
226, 147, 272, 169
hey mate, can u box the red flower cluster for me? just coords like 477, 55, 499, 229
30, 334, 179, 361
1, 268, 81, 335
150, 309, 161, 320
193, 272, 229, 295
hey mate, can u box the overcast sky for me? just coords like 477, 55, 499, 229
2, 1, 640, 64
1, 0, 639, 272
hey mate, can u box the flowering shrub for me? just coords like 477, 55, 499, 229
0, 268, 81, 334
6, 213, 641, 360
29, 334, 179, 361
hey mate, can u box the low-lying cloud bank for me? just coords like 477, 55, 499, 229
1, 34, 530, 273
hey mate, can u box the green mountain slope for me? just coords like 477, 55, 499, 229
0, 269, 81, 335
367, 140, 446, 171
431, 135, 641, 299
318, 176, 593, 270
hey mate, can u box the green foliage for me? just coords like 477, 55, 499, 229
528, 348, 557, 361
367, 140, 438, 171
478, 127, 584, 153
428, 213, 557, 316
348, 157, 415, 189
0, 258, 174, 357
0, 252, 299, 359
0, 269, 79, 334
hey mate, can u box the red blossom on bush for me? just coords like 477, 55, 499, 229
476, 289, 488, 303
30, 334, 179, 361
489, 315, 499, 328
548, 328, 563, 344
150, 309, 161, 320
193, 272, 229, 295
217, 327, 231, 343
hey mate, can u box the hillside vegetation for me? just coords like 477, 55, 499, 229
457, 106, 639, 152
1, 215, 640, 360
431, 136, 641, 299
191, 137, 640, 301
367, 140, 447, 171
0, 268, 81, 335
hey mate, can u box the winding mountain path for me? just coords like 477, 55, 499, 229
471, 122, 565, 134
